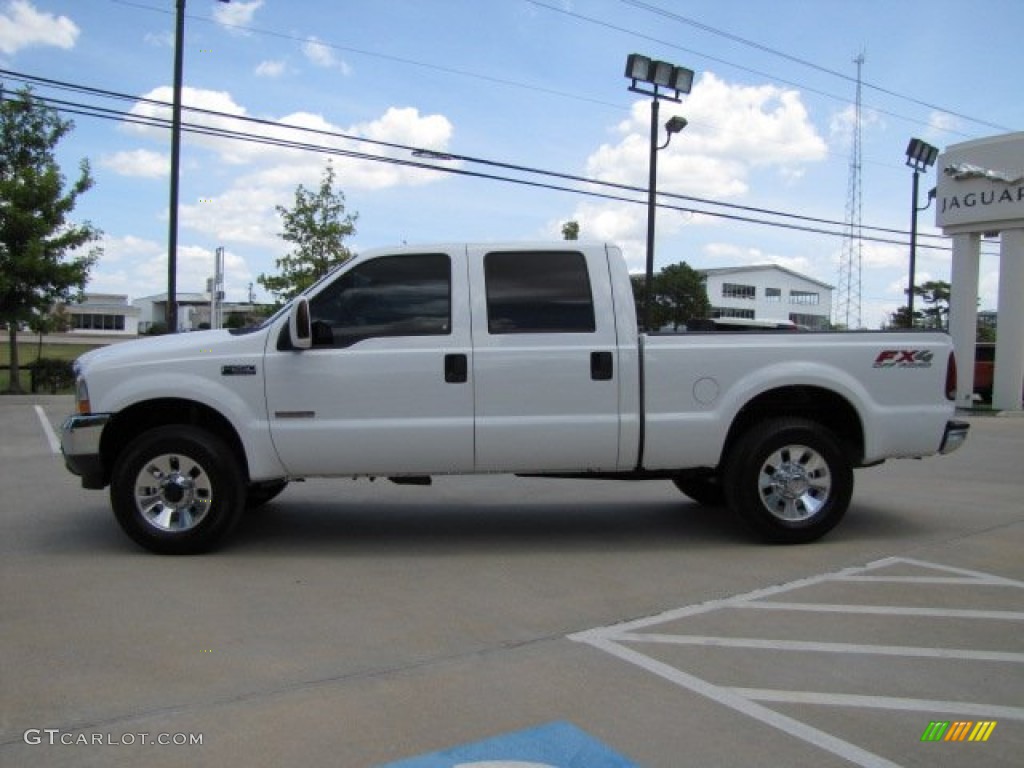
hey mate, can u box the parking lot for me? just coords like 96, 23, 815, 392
1, 396, 1022, 767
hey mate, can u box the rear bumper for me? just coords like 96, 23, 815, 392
60, 413, 111, 489
939, 420, 970, 455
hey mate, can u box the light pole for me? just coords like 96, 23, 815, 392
167, 0, 230, 333
625, 54, 694, 332
904, 137, 938, 328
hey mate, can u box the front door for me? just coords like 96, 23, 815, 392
263, 250, 474, 476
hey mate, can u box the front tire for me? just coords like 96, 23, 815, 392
110, 426, 245, 554
724, 418, 853, 544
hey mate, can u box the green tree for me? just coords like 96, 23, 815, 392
890, 279, 951, 330
30, 304, 70, 361
654, 262, 711, 330
630, 261, 710, 330
258, 162, 357, 302
915, 280, 950, 330
1, 86, 101, 394
561, 220, 580, 241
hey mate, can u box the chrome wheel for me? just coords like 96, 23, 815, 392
757, 444, 832, 522
133, 452, 213, 533
112, 426, 245, 554
725, 418, 853, 544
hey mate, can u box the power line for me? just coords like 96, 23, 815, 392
617, 0, 1014, 134
525, 0, 999, 142
3, 68, 964, 255
114, 0, 993, 155
2, 68, 954, 250
108, 0, 625, 112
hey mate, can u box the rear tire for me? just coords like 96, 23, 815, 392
110, 426, 245, 554
724, 418, 853, 544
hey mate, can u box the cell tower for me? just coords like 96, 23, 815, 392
836, 53, 865, 329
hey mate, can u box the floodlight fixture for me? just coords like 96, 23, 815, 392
625, 53, 694, 101
905, 137, 938, 172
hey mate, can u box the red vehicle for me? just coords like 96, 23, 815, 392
974, 343, 995, 401
973, 342, 1024, 403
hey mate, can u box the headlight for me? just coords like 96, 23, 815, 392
75, 377, 91, 415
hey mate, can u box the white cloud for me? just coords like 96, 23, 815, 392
144, 30, 173, 48
0, 0, 78, 55
92, 235, 255, 302
302, 36, 351, 74
860, 241, 908, 269
829, 103, 883, 142
925, 110, 963, 143
100, 149, 169, 178
703, 242, 819, 277
212, 0, 262, 31
589, 72, 827, 200
561, 73, 828, 274
114, 87, 456, 293
254, 59, 286, 78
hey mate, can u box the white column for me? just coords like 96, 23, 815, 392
948, 232, 980, 409
993, 228, 1024, 410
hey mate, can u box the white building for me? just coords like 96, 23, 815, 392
135, 292, 267, 332
64, 294, 140, 336
700, 265, 833, 330
134, 292, 209, 333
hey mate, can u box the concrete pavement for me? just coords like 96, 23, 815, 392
1, 397, 1021, 767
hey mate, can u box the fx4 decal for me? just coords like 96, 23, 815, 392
874, 349, 934, 368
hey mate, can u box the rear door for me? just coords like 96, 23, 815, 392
468, 246, 622, 472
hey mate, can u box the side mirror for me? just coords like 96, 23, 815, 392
288, 297, 312, 349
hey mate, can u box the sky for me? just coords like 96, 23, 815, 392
1, 0, 1022, 326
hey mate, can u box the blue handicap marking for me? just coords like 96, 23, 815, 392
377, 721, 640, 767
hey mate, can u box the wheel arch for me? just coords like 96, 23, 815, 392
722, 386, 865, 468
99, 398, 249, 488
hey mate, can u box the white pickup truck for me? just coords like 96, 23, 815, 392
61, 242, 968, 554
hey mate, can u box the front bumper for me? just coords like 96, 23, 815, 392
939, 420, 970, 455
60, 413, 112, 489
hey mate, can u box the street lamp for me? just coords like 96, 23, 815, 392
904, 137, 938, 328
167, 0, 230, 333
625, 54, 694, 332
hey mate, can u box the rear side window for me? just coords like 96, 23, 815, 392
484, 251, 596, 334
310, 253, 450, 347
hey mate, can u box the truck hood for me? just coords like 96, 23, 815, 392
75, 328, 269, 376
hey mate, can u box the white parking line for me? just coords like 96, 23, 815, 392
580, 632, 905, 768
731, 689, 1024, 720
613, 633, 1024, 663
571, 557, 1024, 768
742, 602, 1024, 621
33, 405, 60, 454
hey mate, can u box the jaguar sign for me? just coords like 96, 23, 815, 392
936, 133, 1024, 233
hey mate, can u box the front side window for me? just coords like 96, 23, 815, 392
484, 251, 595, 334
309, 254, 450, 347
